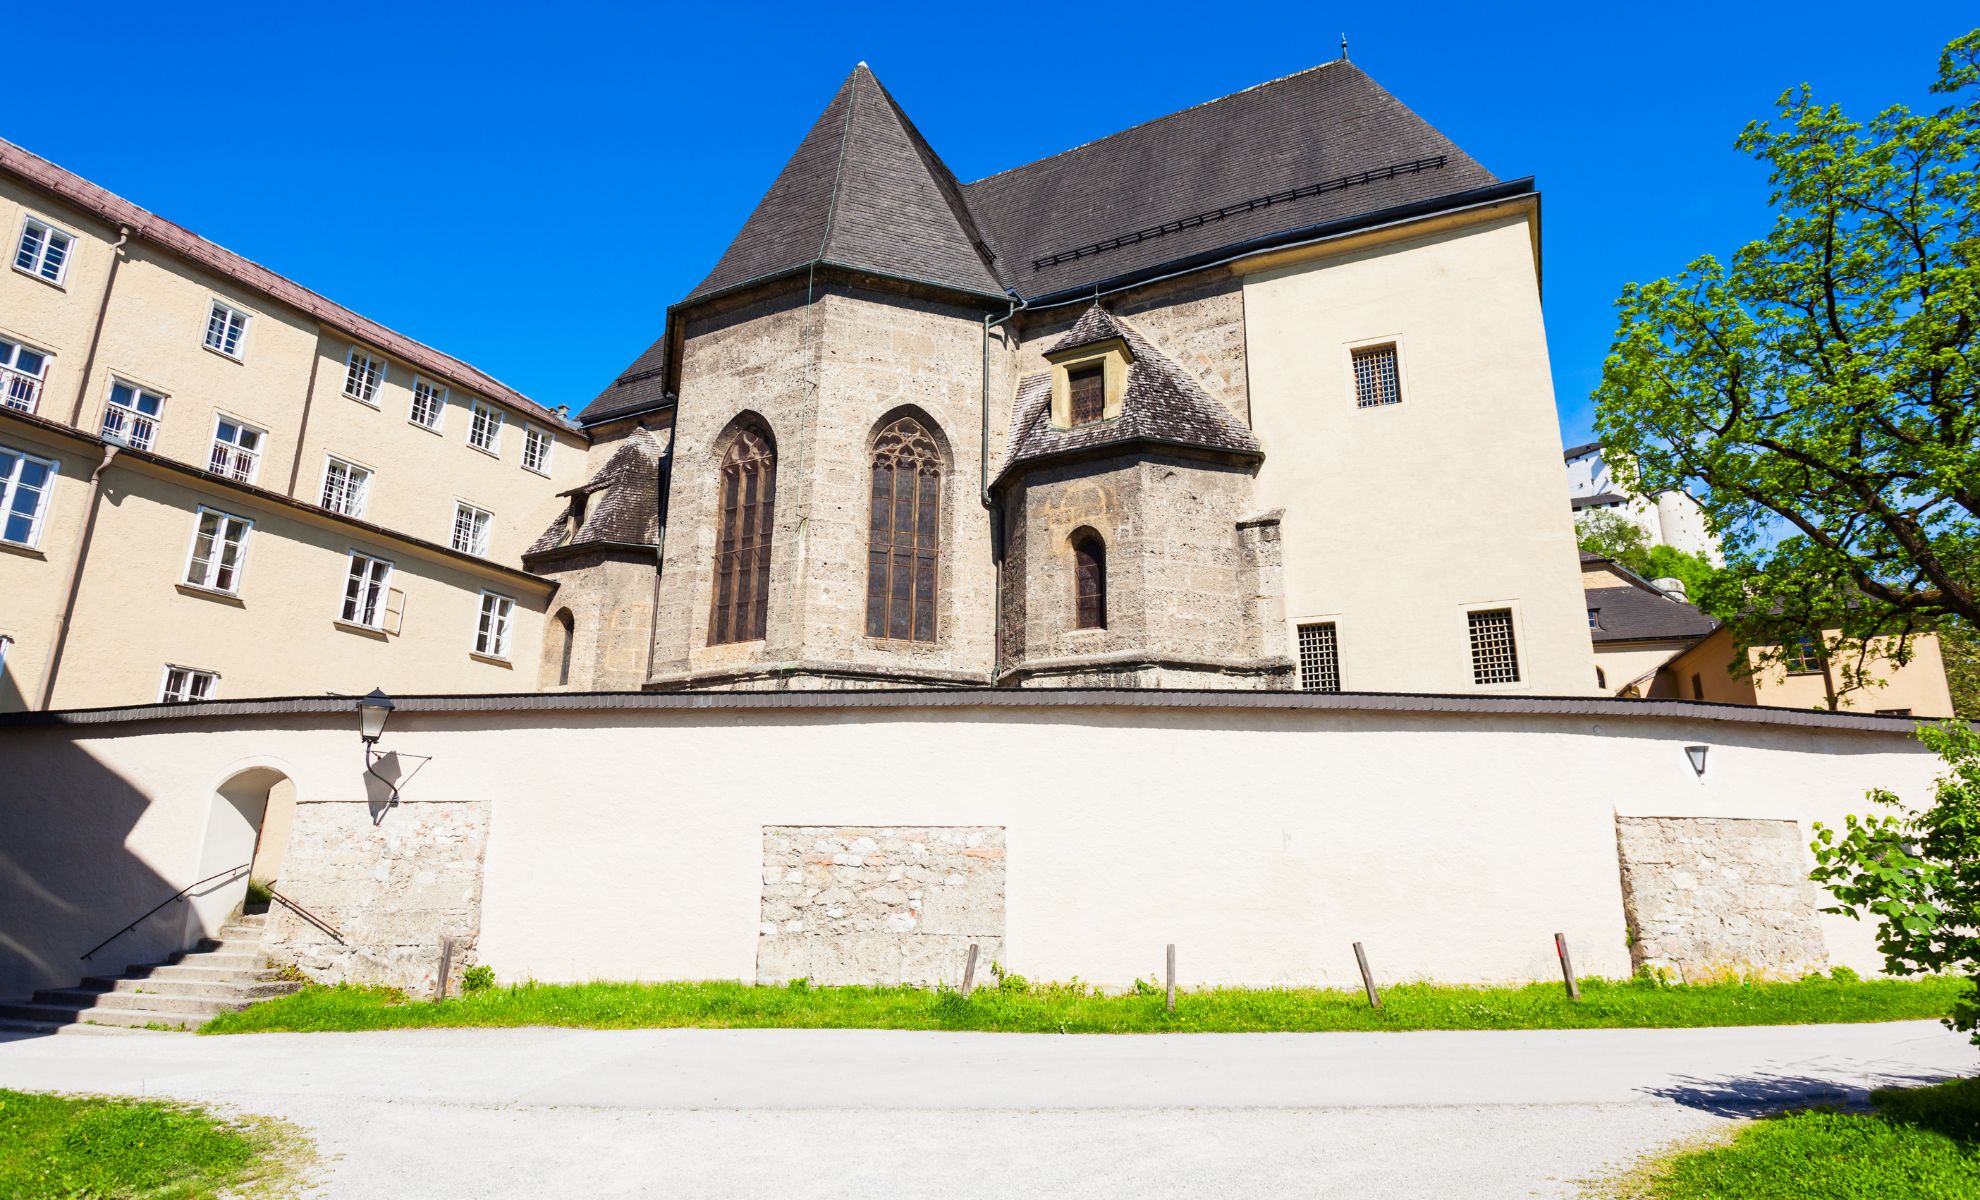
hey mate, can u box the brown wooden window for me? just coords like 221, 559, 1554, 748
865, 417, 941, 642
1068, 364, 1104, 426
708, 425, 775, 644
1073, 530, 1106, 629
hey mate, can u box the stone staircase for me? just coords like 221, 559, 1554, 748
0, 913, 301, 1034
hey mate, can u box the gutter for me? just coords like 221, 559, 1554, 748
38, 445, 118, 709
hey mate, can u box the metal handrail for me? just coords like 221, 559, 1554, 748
80, 862, 249, 961
265, 884, 345, 943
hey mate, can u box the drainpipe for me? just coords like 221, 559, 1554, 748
981, 292, 1024, 686
39, 445, 119, 709
68, 225, 132, 428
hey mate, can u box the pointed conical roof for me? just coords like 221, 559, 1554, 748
683, 65, 1004, 305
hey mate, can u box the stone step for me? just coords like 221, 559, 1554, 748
216, 926, 268, 942
0, 999, 234, 1030
177, 952, 264, 970
109, 962, 283, 985
78, 977, 302, 1002
231, 913, 268, 926
31, 987, 255, 1017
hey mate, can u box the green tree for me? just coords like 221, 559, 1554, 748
1574, 509, 1650, 566
1574, 511, 1725, 615
1594, 32, 1980, 689
1811, 723, 1980, 1044
1941, 620, 1980, 719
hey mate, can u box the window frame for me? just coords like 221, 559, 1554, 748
1072, 529, 1107, 631
181, 506, 254, 595
102, 378, 166, 451
467, 399, 504, 455
203, 299, 252, 361
708, 424, 776, 645
1067, 363, 1106, 427
521, 423, 552, 475
208, 415, 266, 484
1348, 338, 1405, 409
319, 455, 373, 518
473, 590, 516, 660
408, 376, 448, 433
864, 416, 943, 643
342, 347, 386, 407
158, 664, 220, 704
451, 501, 493, 557
0, 335, 52, 416
1783, 633, 1826, 675
1465, 605, 1524, 688
340, 550, 395, 629
0, 444, 59, 549
14, 215, 76, 287
1295, 620, 1342, 693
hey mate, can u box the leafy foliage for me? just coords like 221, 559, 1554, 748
1941, 619, 1980, 718
1576, 510, 1726, 615
460, 964, 495, 994
1594, 32, 1980, 690
1810, 722, 1980, 1043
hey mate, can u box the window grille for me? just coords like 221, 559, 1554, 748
102, 381, 163, 450
475, 591, 515, 659
205, 301, 250, 358
410, 378, 446, 430
451, 503, 492, 556
865, 416, 941, 642
1068, 364, 1104, 425
1, 445, 57, 547
1073, 532, 1106, 629
185, 509, 252, 593
342, 552, 393, 627
208, 418, 264, 483
160, 666, 218, 703
709, 426, 775, 644
0, 338, 48, 414
1467, 608, 1520, 685
343, 349, 384, 404
522, 424, 552, 474
1296, 622, 1340, 692
1352, 343, 1401, 408
468, 400, 504, 452
15, 217, 73, 284
321, 458, 371, 517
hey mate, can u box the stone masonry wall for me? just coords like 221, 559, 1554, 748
265, 796, 490, 997
1615, 815, 1828, 981
758, 826, 1005, 986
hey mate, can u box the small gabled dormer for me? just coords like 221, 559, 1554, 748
1044, 313, 1134, 429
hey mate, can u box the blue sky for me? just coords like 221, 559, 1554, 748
6, 4, 1969, 443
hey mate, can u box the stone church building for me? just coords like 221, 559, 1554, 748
534, 59, 1594, 696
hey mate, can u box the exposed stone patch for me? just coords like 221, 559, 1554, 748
1615, 815, 1828, 981
758, 826, 1005, 986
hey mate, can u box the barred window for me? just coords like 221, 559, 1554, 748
709, 425, 775, 644
0, 337, 49, 414
102, 381, 164, 451
1467, 608, 1520, 685
1068, 364, 1105, 425
1296, 622, 1340, 692
1352, 343, 1401, 408
343, 348, 385, 404
209, 417, 264, 483
865, 416, 940, 642
1073, 530, 1106, 629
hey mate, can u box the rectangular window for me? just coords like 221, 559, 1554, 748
467, 400, 503, 453
451, 502, 492, 556
1296, 622, 1341, 693
341, 552, 393, 627
1352, 343, 1402, 408
102, 380, 164, 451
184, 508, 252, 594
208, 417, 264, 483
0, 337, 50, 414
521, 423, 552, 474
474, 591, 514, 659
1784, 634, 1824, 675
1876, 708, 1913, 716
320, 457, 372, 518
15, 216, 74, 285
0, 445, 57, 547
1068, 364, 1104, 426
409, 377, 447, 431
343, 348, 385, 405
1467, 608, 1521, 685
204, 300, 250, 359
159, 665, 219, 703
1691, 673, 1705, 700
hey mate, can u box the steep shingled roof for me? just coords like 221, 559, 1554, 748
683, 64, 1004, 305
524, 427, 669, 559
999, 307, 1259, 477
1586, 584, 1720, 645
963, 60, 1500, 299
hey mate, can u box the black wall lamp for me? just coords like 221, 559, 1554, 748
357, 687, 394, 745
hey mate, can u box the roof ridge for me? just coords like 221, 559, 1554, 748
965, 60, 1350, 187
814, 68, 862, 264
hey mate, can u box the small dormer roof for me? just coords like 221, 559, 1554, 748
524, 427, 669, 561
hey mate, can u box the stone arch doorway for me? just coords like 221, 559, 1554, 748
186, 767, 295, 940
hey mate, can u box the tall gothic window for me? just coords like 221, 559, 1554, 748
709, 425, 775, 644
1073, 530, 1106, 629
866, 416, 941, 642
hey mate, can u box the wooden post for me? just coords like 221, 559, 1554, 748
1353, 941, 1382, 1009
436, 935, 458, 1002
1165, 943, 1176, 1012
1555, 932, 1581, 1001
961, 943, 979, 998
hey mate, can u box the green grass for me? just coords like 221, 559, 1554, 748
1616, 1076, 1980, 1199
200, 971, 1968, 1035
0, 1088, 306, 1199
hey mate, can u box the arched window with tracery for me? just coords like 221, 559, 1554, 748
1072, 529, 1106, 630
708, 425, 775, 644
865, 416, 941, 642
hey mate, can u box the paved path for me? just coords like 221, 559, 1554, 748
1, 1021, 1972, 1198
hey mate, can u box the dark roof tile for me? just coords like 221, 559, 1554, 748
1586, 585, 1719, 644
524, 427, 669, 558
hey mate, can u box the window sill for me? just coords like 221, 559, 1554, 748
201, 343, 246, 365
0, 538, 47, 559
175, 583, 244, 607
469, 651, 512, 668
467, 442, 502, 460
409, 418, 445, 436
333, 618, 389, 640
345, 394, 381, 410
522, 463, 551, 478
10, 264, 66, 291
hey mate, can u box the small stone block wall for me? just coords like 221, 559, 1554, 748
1615, 815, 1828, 981
758, 826, 1006, 986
